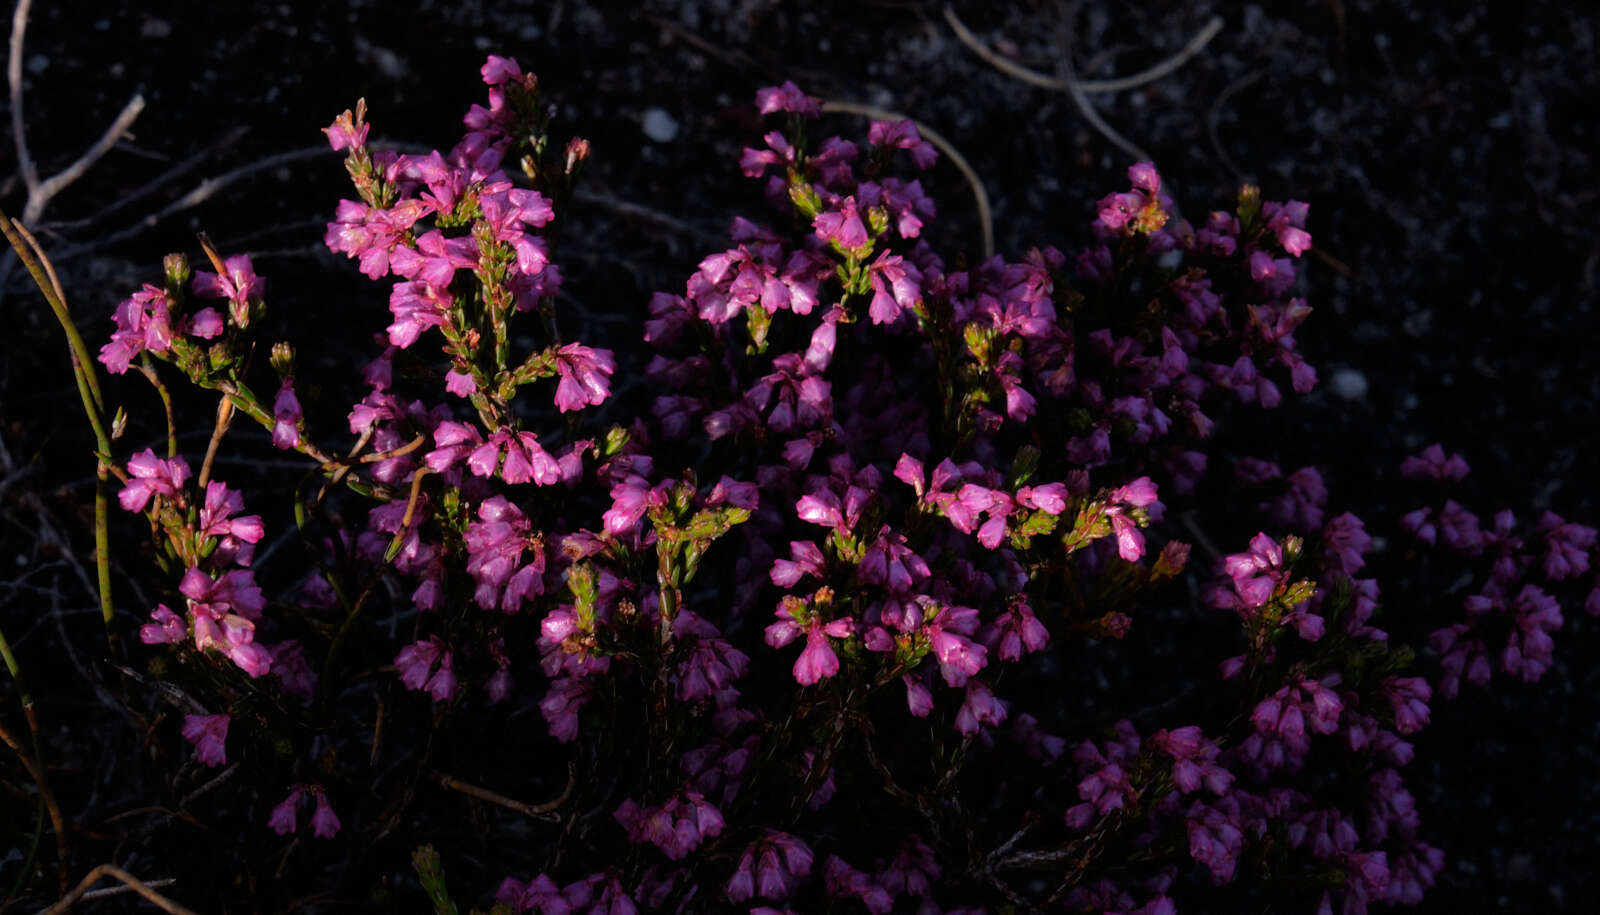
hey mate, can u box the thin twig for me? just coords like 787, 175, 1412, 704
357, 433, 426, 466
101, 805, 206, 831
8, 0, 38, 190
10, 0, 147, 223
24, 94, 145, 224
47, 145, 331, 263
821, 99, 994, 259
178, 761, 240, 807
944, 5, 1224, 95
81, 877, 178, 901
571, 188, 724, 247
0, 715, 68, 893
1207, 68, 1265, 182
38, 865, 199, 915
106, 662, 209, 715
1053, 2, 1151, 164
644, 13, 768, 77
51, 125, 251, 231
429, 762, 575, 822
196, 395, 236, 492
1179, 509, 1223, 564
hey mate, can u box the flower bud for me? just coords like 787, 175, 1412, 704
111, 406, 128, 440
162, 252, 191, 291
207, 342, 232, 372
567, 561, 597, 607
602, 424, 630, 458
788, 173, 823, 219
745, 303, 772, 351
1237, 184, 1262, 227
564, 136, 591, 177
1151, 540, 1191, 578
270, 342, 296, 376
866, 204, 890, 237
963, 322, 995, 365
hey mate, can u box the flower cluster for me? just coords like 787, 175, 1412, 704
78, 58, 1600, 915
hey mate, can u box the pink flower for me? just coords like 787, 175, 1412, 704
729, 832, 813, 902
1017, 483, 1068, 515
988, 599, 1049, 661
954, 680, 1007, 734
771, 540, 826, 588
795, 489, 846, 532
767, 600, 854, 686
1211, 532, 1287, 613
814, 197, 869, 251
902, 674, 933, 717
822, 856, 893, 913
865, 253, 921, 325
198, 481, 264, 551
480, 54, 523, 86
552, 343, 616, 412
268, 788, 302, 835
924, 603, 986, 686
181, 713, 229, 767
540, 676, 591, 743
272, 377, 302, 449
1261, 200, 1312, 256
1540, 511, 1597, 580
867, 119, 937, 169
1399, 443, 1470, 481
1151, 727, 1233, 796
192, 254, 263, 319
463, 495, 545, 611
1185, 801, 1244, 883
424, 650, 458, 701
500, 431, 562, 486
1109, 512, 1145, 562
139, 605, 187, 645
118, 449, 192, 513
603, 475, 658, 536
310, 788, 341, 838
755, 81, 821, 118
1323, 512, 1372, 574
858, 528, 929, 594
386, 279, 452, 348
395, 637, 444, 691
1385, 677, 1432, 734
424, 420, 485, 473
792, 626, 841, 684
322, 109, 369, 151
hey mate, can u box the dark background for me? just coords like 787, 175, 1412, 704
2, 0, 1596, 911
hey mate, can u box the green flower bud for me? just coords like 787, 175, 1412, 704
270, 342, 296, 376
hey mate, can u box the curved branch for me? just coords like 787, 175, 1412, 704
944, 5, 1223, 95
39, 865, 199, 915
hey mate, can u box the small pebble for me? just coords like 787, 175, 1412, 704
641, 107, 679, 143
25, 54, 48, 75
141, 17, 172, 39
1329, 367, 1369, 401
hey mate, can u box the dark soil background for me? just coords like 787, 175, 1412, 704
1, 0, 1596, 911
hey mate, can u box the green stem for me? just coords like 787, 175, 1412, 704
94, 473, 115, 650
0, 208, 105, 413
137, 356, 179, 459
0, 625, 26, 703
0, 624, 69, 895
1, 208, 118, 647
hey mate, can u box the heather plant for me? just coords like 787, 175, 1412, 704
3, 56, 1598, 914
